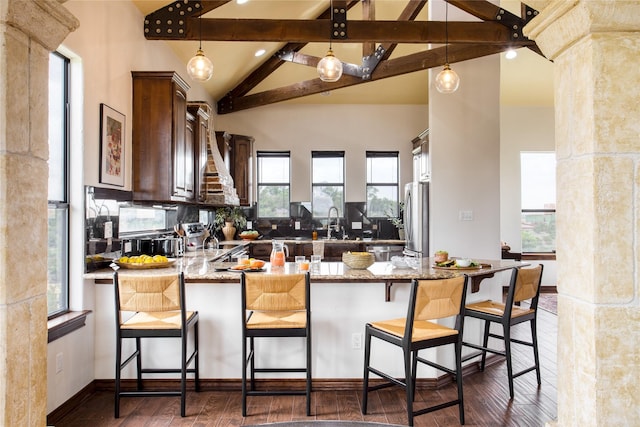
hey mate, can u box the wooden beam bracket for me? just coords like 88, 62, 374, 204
144, 0, 203, 39
494, 8, 526, 41
331, 3, 348, 40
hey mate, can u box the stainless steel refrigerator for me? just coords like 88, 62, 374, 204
403, 181, 429, 257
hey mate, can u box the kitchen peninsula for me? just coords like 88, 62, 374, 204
86, 252, 527, 383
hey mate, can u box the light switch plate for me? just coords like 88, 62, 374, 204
104, 221, 113, 239
295, 221, 301, 230
246, 220, 253, 229
272, 224, 277, 230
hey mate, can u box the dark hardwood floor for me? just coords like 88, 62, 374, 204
53, 306, 557, 427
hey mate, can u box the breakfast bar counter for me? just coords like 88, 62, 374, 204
86, 254, 528, 381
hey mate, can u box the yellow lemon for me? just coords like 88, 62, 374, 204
118, 256, 129, 264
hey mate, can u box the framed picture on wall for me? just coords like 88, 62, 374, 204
99, 103, 125, 187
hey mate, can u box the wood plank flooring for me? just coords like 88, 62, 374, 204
53, 307, 557, 427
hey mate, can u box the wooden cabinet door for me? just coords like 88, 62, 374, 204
131, 71, 191, 203
189, 104, 209, 203
231, 134, 254, 206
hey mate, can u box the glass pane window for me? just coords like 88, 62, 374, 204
366, 152, 399, 218
119, 207, 167, 233
47, 52, 70, 316
312, 152, 344, 217
520, 152, 556, 252
47, 206, 68, 314
257, 151, 290, 218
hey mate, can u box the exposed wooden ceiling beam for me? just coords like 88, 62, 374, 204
218, 44, 507, 114
158, 19, 528, 44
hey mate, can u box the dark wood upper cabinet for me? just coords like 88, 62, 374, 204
188, 103, 210, 203
131, 71, 193, 203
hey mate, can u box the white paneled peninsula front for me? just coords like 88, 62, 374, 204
87, 252, 526, 382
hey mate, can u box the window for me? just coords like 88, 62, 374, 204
48, 52, 70, 317
366, 151, 399, 217
312, 151, 344, 217
257, 151, 290, 217
521, 152, 556, 253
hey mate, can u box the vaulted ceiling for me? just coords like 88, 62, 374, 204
132, 0, 554, 114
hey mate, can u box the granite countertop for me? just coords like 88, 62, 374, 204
222, 238, 405, 245
86, 251, 527, 285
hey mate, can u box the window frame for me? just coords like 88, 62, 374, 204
365, 151, 399, 218
256, 150, 291, 218
311, 151, 345, 218
520, 151, 556, 255
47, 51, 71, 319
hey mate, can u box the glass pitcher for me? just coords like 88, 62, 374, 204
270, 241, 288, 267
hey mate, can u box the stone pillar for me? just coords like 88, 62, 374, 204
525, 2, 640, 425
0, 1, 77, 425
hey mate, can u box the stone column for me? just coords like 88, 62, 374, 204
525, 2, 640, 425
0, 1, 77, 425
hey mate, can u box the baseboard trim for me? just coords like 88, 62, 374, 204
47, 357, 503, 425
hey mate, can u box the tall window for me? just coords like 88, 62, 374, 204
366, 151, 399, 217
257, 151, 290, 217
521, 152, 556, 253
312, 151, 345, 217
48, 52, 70, 317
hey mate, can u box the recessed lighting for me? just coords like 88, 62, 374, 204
254, 49, 266, 57
237, 0, 249, 4
505, 49, 517, 60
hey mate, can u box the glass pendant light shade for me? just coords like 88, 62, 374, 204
187, 48, 214, 82
435, 63, 460, 93
317, 49, 343, 82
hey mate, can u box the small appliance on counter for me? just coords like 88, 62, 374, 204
181, 222, 206, 251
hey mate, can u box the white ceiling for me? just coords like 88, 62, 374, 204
132, 0, 554, 108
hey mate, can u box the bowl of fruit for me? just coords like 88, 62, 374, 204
239, 230, 260, 240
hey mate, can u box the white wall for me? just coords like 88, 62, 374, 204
48, 0, 213, 414
500, 105, 557, 285
215, 104, 427, 203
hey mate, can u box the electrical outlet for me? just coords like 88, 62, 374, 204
103, 221, 113, 239
272, 224, 277, 230
295, 221, 301, 230
458, 210, 473, 221
351, 333, 362, 349
246, 220, 253, 229
56, 352, 63, 374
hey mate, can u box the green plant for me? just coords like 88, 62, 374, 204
385, 201, 404, 230
214, 206, 247, 232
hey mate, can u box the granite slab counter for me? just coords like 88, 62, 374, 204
86, 251, 527, 290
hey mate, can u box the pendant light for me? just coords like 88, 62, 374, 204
187, 13, 214, 82
435, 1, 460, 93
317, 1, 343, 82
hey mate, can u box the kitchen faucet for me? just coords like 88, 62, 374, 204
327, 206, 339, 239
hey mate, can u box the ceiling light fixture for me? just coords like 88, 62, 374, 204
186, 11, 214, 82
254, 49, 266, 57
505, 49, 517, 59
317, 1, 343, 82
434, 1, 460, 94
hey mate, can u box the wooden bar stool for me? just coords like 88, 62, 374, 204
362, 275, 469, 426
462, 264, 544, 399
241, 272, 312, 416
113, 272, 199, 417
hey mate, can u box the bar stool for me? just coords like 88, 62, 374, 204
113, 272, 199, 417
462, 264, 544, 399
362, 275, 469, 426
241, 272, 312, 416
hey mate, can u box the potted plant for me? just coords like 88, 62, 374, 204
385, 201, 405, 240
214, 206, 247, 240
